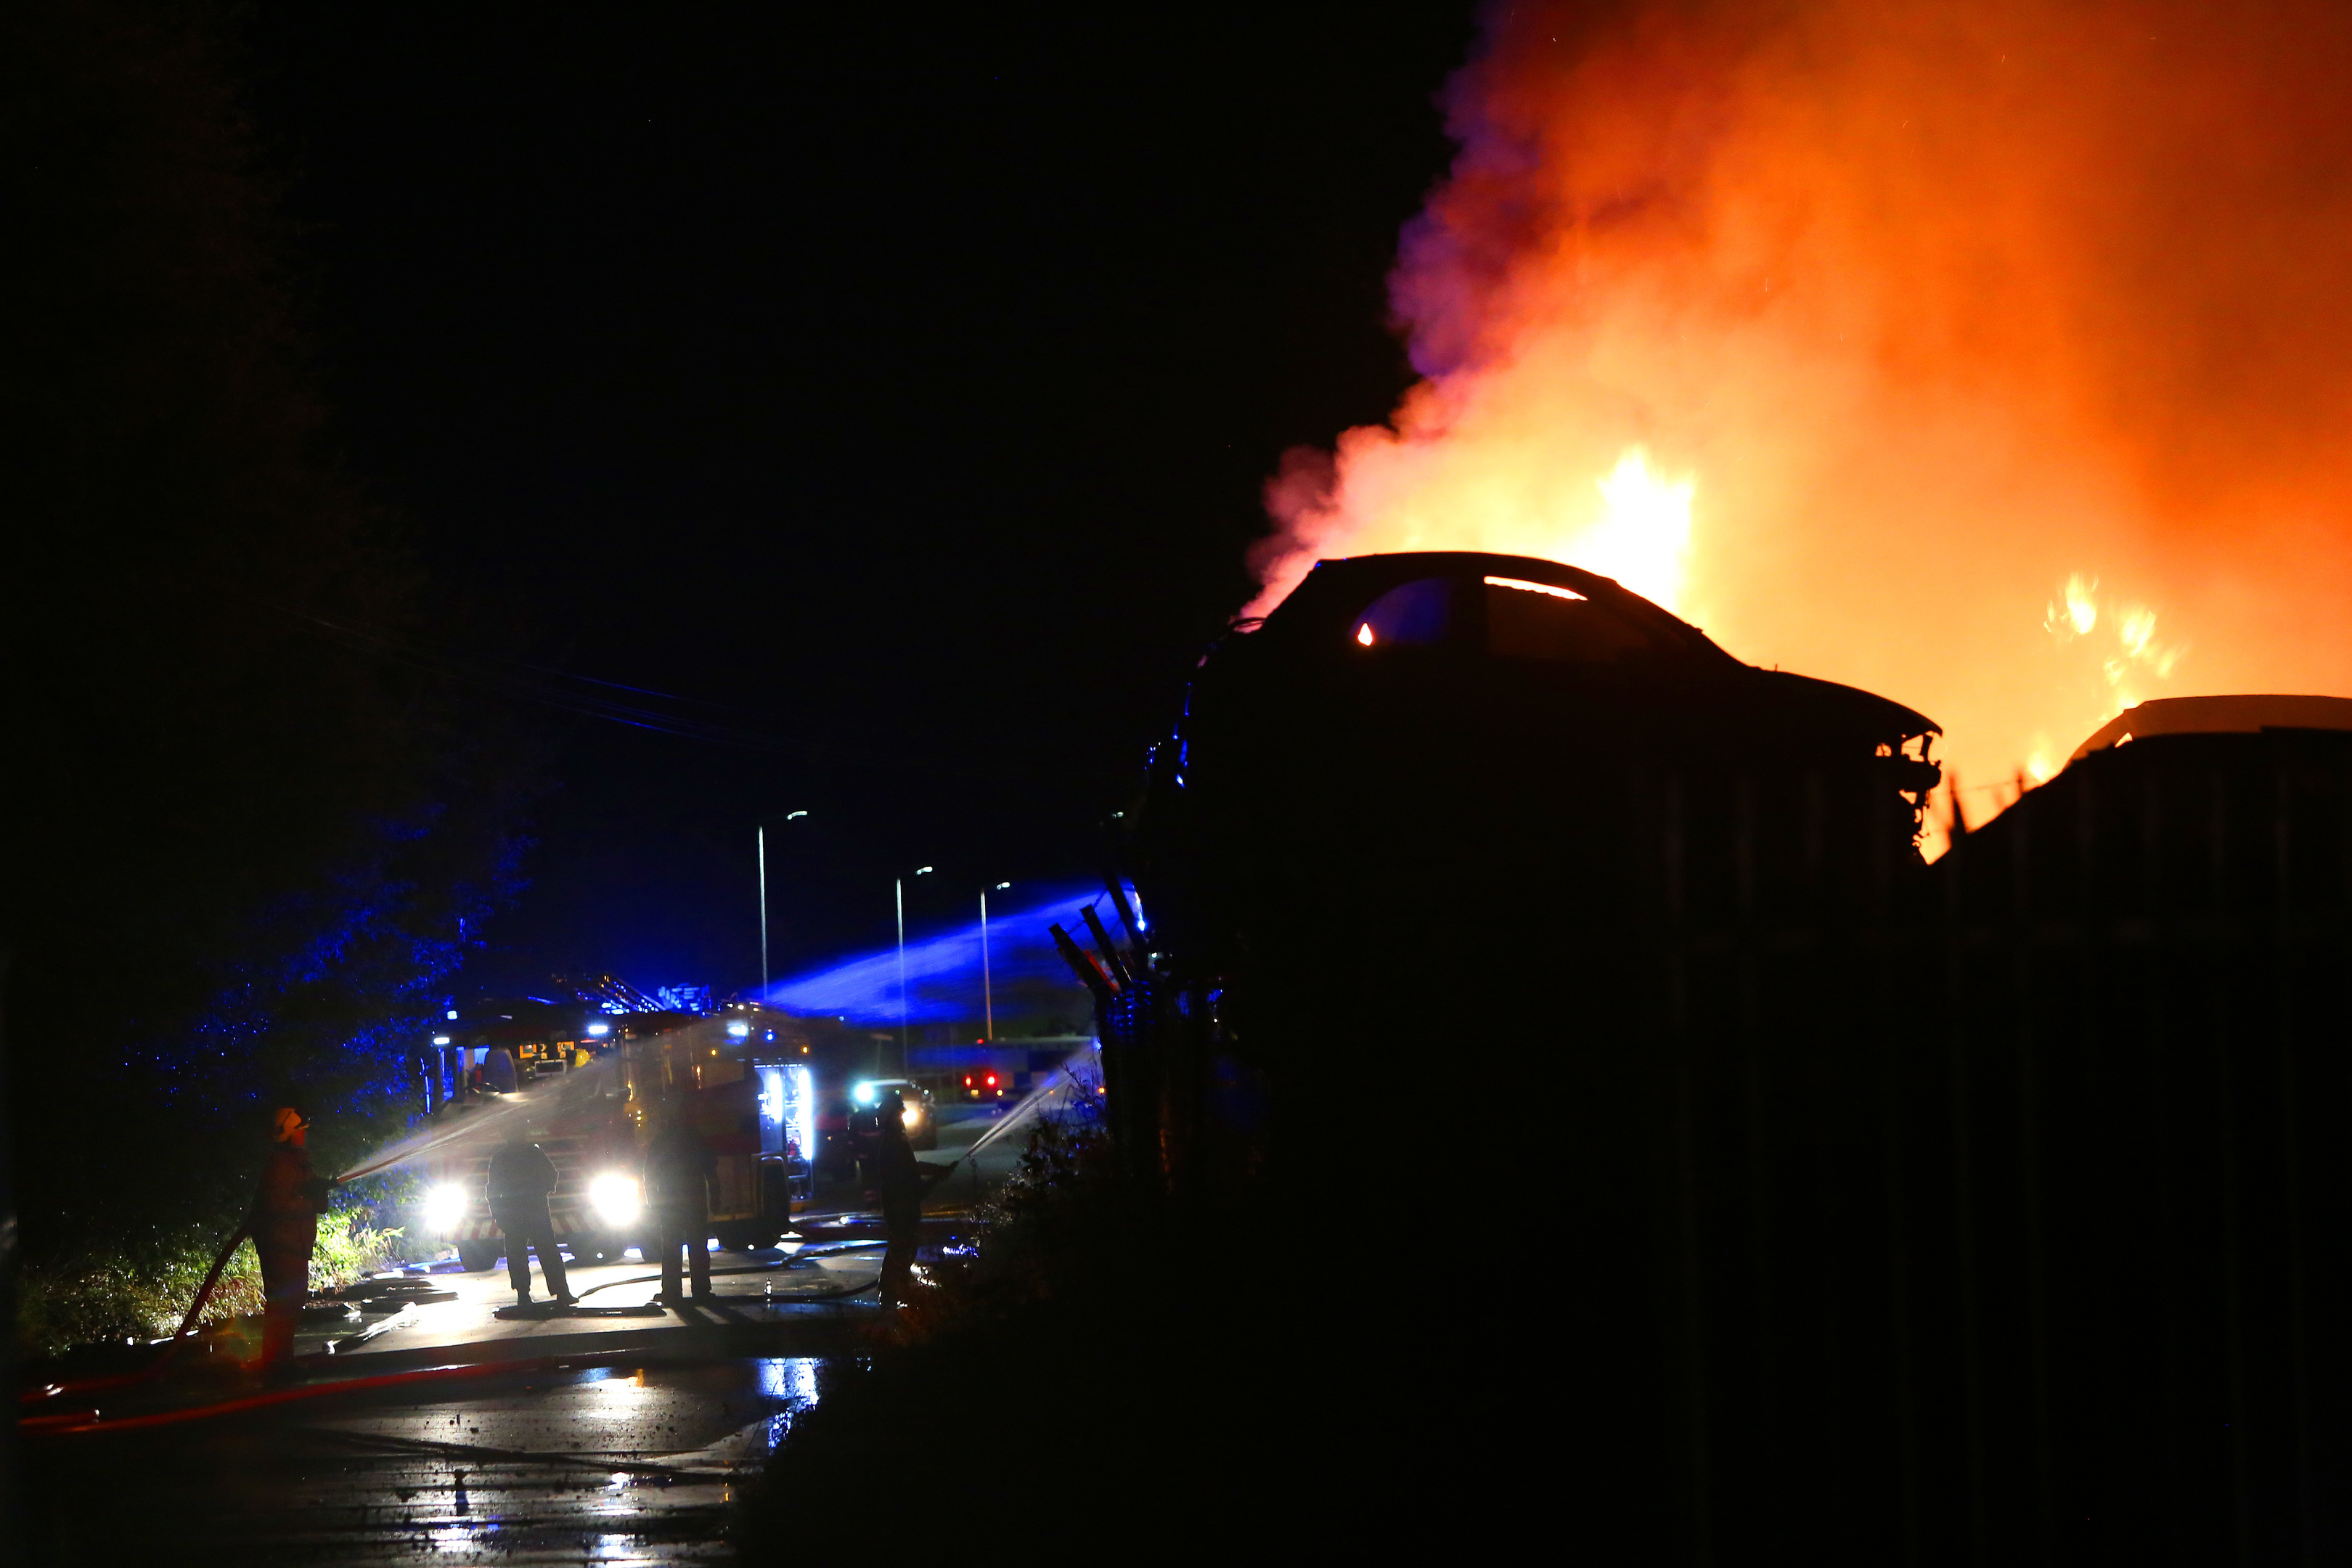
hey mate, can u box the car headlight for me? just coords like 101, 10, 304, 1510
422, 1183, 470, 1233
901, 1106, 920, 1130
588, 1172, 642, 1226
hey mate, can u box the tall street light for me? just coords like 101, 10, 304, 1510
898, 865, 934, 1071
756, 809, 809, 998
981, 881, 1010, 1042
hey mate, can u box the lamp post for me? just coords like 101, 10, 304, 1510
981, 881, 1010, 1042
898, 865, 934, 1072
756, 810, 809, 999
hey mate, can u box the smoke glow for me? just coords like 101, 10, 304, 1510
1253, 0, 2352, 796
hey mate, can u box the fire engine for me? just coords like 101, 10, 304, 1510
415, 1000, 885, 1270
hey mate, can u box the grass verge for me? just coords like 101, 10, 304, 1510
17, 1206, 404, 1360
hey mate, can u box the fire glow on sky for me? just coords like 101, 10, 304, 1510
1253, 0, 2352, 821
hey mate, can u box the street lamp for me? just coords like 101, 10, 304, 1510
981, 881, 1010, 1042
897, 865, 934, 1071
756, 809, 811, 997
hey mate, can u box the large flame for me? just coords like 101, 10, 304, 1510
1251, 0, 2352, 799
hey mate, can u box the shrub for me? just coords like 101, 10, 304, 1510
16, 1206, 404, 1359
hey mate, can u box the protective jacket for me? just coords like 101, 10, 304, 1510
487, 1141, 559, 1204
874, 1128, 924, 1232
645, 1121, 712, 1211
250, 1144, 330, 1257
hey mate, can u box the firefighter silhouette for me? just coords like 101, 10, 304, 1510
645, 1103, 714, 1303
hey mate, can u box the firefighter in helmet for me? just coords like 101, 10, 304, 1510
250, 1106, 332, 1377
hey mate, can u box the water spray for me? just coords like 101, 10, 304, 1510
334, 1052, 626, 1183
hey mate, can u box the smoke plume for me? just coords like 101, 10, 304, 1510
1257, 0, 2352, 804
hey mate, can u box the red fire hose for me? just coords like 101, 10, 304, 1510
16, 1222, 258, 1408
24, 1354, 605, 1436
170, 1222, 252, 1343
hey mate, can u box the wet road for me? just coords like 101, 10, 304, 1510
18, 1099, 1070, 1563
20, 1237, 901, 1564
25, 1353, 844, 1564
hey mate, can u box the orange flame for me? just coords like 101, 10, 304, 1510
1252, 0, 2352, 796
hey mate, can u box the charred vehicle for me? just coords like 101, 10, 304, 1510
1134, 552, 1940, 975
1069, 550, 1943, 1202
1946, 691, 2352, 910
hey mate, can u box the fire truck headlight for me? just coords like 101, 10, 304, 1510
422, 1183, 469, 1233
852, 1082, 876, 1106
588, 1172, 642, 1226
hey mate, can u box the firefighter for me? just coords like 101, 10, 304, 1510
645, 1103, 714, 1304
250, 1107, 332, 1378
873, 1090, 925, 1306
487, 1139, 575, 1310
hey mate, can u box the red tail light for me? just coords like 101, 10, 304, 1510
984, 1073, 997, 1087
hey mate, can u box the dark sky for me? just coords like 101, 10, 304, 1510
243, 5, 1474, 995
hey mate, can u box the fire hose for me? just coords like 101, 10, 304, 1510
171, 1222, 253, 1344
23, 1066, 997, 1413
24, 1353, 657, 1437
563, 1241, 891, 1302
21, 1249, 894, 1437
150, 1168, 356, 1359
21, 1164, 365, 1408
13, 1220, 261, 1409
20, 1238, 894, 1419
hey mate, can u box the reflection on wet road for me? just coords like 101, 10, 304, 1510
27, 1355, 841, 1565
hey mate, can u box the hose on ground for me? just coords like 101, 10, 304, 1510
568, 1241, 889, 1301
23, 1290, 883, 1438
25, 1351, 650, 1438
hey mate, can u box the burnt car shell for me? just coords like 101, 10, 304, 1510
1136, 552, 1940, 967
1196, 551, 1932, 758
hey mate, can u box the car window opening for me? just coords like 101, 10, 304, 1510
1484, 577, 1654, 663
1482, 574, 1586, 601
1349, 576, 1453, 649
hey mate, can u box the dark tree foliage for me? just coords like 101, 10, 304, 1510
0, 0, 534, 1259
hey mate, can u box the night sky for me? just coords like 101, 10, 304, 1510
240, 7, 1474, 997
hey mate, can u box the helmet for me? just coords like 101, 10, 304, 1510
271, 1107, 310, 1143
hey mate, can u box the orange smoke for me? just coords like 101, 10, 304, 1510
1254, 0, 2352, 812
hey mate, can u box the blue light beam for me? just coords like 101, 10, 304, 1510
761, 883, 1106, 1026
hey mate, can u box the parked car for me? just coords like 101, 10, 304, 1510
852, 1077, 939, 1151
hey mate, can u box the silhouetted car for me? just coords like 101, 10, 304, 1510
1945, 690, 2352, 923
2065, 693, 2352, 761
1134, 550, 1943, 975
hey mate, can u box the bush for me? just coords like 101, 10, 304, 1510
309, 1207, 404, 1292
18, 1228, 261, 1360
15, 1206, 404, 1360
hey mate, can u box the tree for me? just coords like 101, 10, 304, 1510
0, 0, 534, 1260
